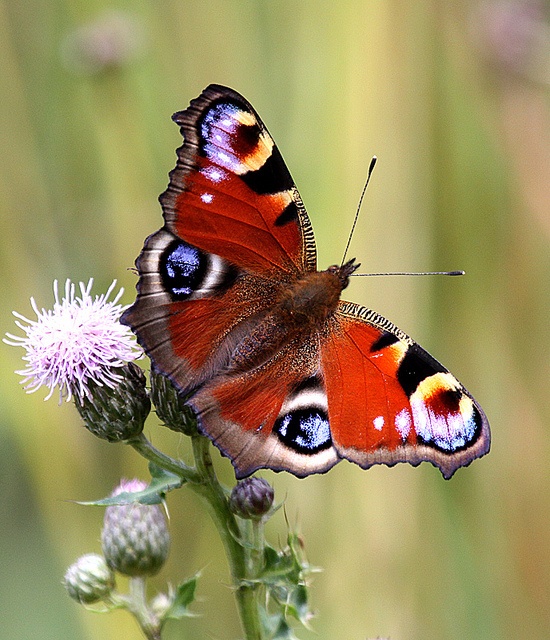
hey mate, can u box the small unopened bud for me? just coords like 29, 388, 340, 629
230, 477, 274, 520
101, 479, 170, 576
64, 553, 115, 604
76, 362, 150, 442
150, 369, 198, 435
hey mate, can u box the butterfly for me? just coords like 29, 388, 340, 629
122, 84, 490, 479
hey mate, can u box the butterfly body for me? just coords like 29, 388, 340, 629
226, 272, 333, 374
122, 85, 490, 479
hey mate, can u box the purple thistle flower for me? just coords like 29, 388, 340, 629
4, 279, 141, 402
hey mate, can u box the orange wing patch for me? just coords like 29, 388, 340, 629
321, 317, 415, 453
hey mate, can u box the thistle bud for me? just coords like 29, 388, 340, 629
229, 477, 274, 520
76, 362, 150, 442
64, 553, 115, 604
150, 369, 197, 435
101, 479, 170, 577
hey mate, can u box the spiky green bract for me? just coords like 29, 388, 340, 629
259, 533, 317, 638
76, 361, 150, 442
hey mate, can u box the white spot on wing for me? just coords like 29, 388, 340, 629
200, 193, 213, 204
395, 409, 412, 440
373, 415, 384, 431
202, 166, 225, 183
203, 143, 243, 173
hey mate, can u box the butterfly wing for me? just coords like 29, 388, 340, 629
189, 335, 340, 478
190, 300, 490, 479
321, 302, 490, 479
162, 84, 316, 275
122, 85, 316, 393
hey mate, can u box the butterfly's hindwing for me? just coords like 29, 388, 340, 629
189, 342, 340, 478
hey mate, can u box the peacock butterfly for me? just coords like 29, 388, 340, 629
122, 84, 490, 479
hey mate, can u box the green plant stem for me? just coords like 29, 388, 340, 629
128, 433, 200, 483
249, 518, 266, 581
129, 430, 265, 637
128, 577, 161, 640
189, 434, 264, 640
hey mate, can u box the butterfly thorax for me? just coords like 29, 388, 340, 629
227, 266, 352, 374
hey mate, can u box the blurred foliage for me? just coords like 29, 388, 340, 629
1, 1, 549, 639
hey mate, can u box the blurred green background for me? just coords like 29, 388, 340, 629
1, 1, 549, 639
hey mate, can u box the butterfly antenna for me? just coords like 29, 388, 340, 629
343, 157, 463, 279
341, 156, 377, 265
353, 270, 465, 277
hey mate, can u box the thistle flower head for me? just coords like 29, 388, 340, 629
101, 478, 170, 577
4, 279, 141, 402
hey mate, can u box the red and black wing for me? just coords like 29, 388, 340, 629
122, 85, 316, 394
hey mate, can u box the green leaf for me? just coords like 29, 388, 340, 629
77, 466, 184, 506
261, 610, 293, 639
271, 615, 298, 640
262, 544, 295, 581
165, 575, 199, 620
258, 533, 316, 636
146, 463, 186, 500
263, 545, 285, 571
285, 584, 311, 626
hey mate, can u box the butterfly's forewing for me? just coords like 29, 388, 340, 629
321, 302, 490, 478
122, 85, 316, 394
162, 84, 316, 275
